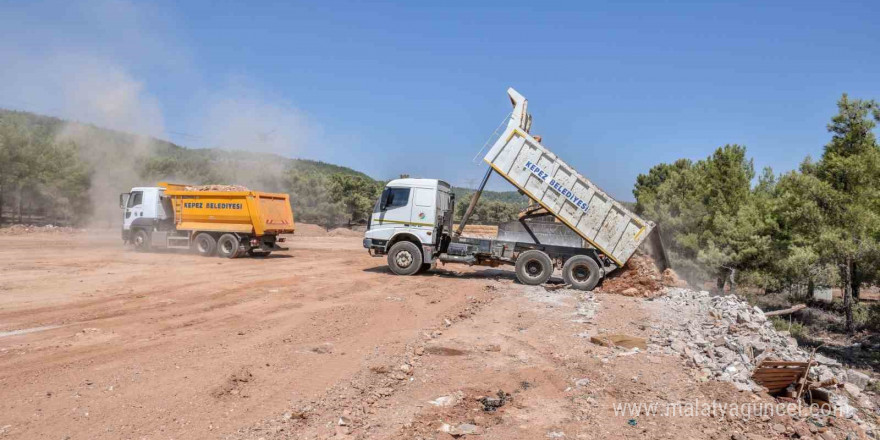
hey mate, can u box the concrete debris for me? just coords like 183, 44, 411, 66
439, 422, 480, 436
184, 184, 250, 192
429, 391, 463, 407
648, 288, 877, 434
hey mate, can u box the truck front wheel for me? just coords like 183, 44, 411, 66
217, 234, 241, 258
387, 241, 422, 276
132, 229, 150, 252
562, 255, 601, 291
194, 233, 217, 257
515, 250, 553, 285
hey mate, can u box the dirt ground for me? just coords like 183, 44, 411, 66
0, 229, 866, 439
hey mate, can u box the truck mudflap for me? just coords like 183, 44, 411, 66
421, 244, 435, 263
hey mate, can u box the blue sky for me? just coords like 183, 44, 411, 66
1, 1, 878, 199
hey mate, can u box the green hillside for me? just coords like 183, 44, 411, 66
0, 109, 522, 227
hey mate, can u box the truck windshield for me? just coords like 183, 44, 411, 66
377, 187, 410, 211
127, 191, 143, 208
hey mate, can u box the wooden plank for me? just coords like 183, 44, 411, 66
758, 361, 813, 367
753, 370, 804, 378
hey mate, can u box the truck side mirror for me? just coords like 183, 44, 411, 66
119, 193, 130, 209
378, 188, 391, 211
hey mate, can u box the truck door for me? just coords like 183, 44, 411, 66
412, 188, 437, 241
123, 190, 144, 231
370, 187, 412, 239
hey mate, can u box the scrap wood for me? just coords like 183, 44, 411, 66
751, 359, 814, 394
590, 334, 647, 350
764, 304, 807, 317
808, 377, 839, 390
795, 346, 819, 402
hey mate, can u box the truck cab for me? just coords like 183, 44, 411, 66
363, 179, 454, 274
119, 186, 173, 244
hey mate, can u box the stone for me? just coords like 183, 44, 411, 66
843, 383, 861, 397
846, 369, 871, 390
575, 378, 590, 387
819, 431, 836, 440
815, 353, 841, 366
439, 423, 480, 436
772, 423, 786, 433
429, 393, 461, 407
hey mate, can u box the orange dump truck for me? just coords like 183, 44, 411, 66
119, 182, 295, 258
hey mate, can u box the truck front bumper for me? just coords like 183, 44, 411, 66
363, 238, 387, 256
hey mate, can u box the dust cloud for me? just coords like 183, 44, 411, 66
0, 1, 315, 227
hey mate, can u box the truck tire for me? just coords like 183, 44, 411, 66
194, 233, 217, 257
515, 250, 553, 285
217, 234, 240, 258
132, 229, 150, 252
387, 241, 422, 276
562, 255, 602, 291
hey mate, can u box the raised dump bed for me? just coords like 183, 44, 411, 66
482, 88, 654, 267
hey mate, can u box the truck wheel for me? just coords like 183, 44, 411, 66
387, 241, 422, 276
515, 250, 553, 285
217, 234, 240, 258
194, 233, 217, 257
562, 255, 602, 291
132, 229, 150, 252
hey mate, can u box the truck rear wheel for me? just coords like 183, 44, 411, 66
387, 241, 422, 276
217, 234, 241, 258
194, 233, 217, 257
132, 229, 150, 252
515, 250, 553, 285
562, 255, 601, 291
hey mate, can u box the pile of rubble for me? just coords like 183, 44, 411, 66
596, 252, 684, 298
184, 184, 250, 192
0, 224, 83, 235
648, 288, 877, 431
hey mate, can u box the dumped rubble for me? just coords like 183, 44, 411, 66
595, 252, 672, 297
647, 288, 878, 434
183, 184, 250, 192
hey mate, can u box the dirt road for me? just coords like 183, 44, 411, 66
0, 229, 859, 439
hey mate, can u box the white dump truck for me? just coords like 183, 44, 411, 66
363, 88, 665, 290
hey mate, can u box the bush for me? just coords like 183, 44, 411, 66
769, 316, 805, 338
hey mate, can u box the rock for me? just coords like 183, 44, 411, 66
399, 364, 413, 374
815, 353, 841, 366
772, 423, 786, 433
575, 378, 590, 387
440, 423, 480, 436
429, 392, 463, 407
846, 369, 871, 390
622, 287, 639, 295
484, 344, 501, 352
843, 383, 861, 397
414, 346, 425, 356
819, 431, 836, 440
